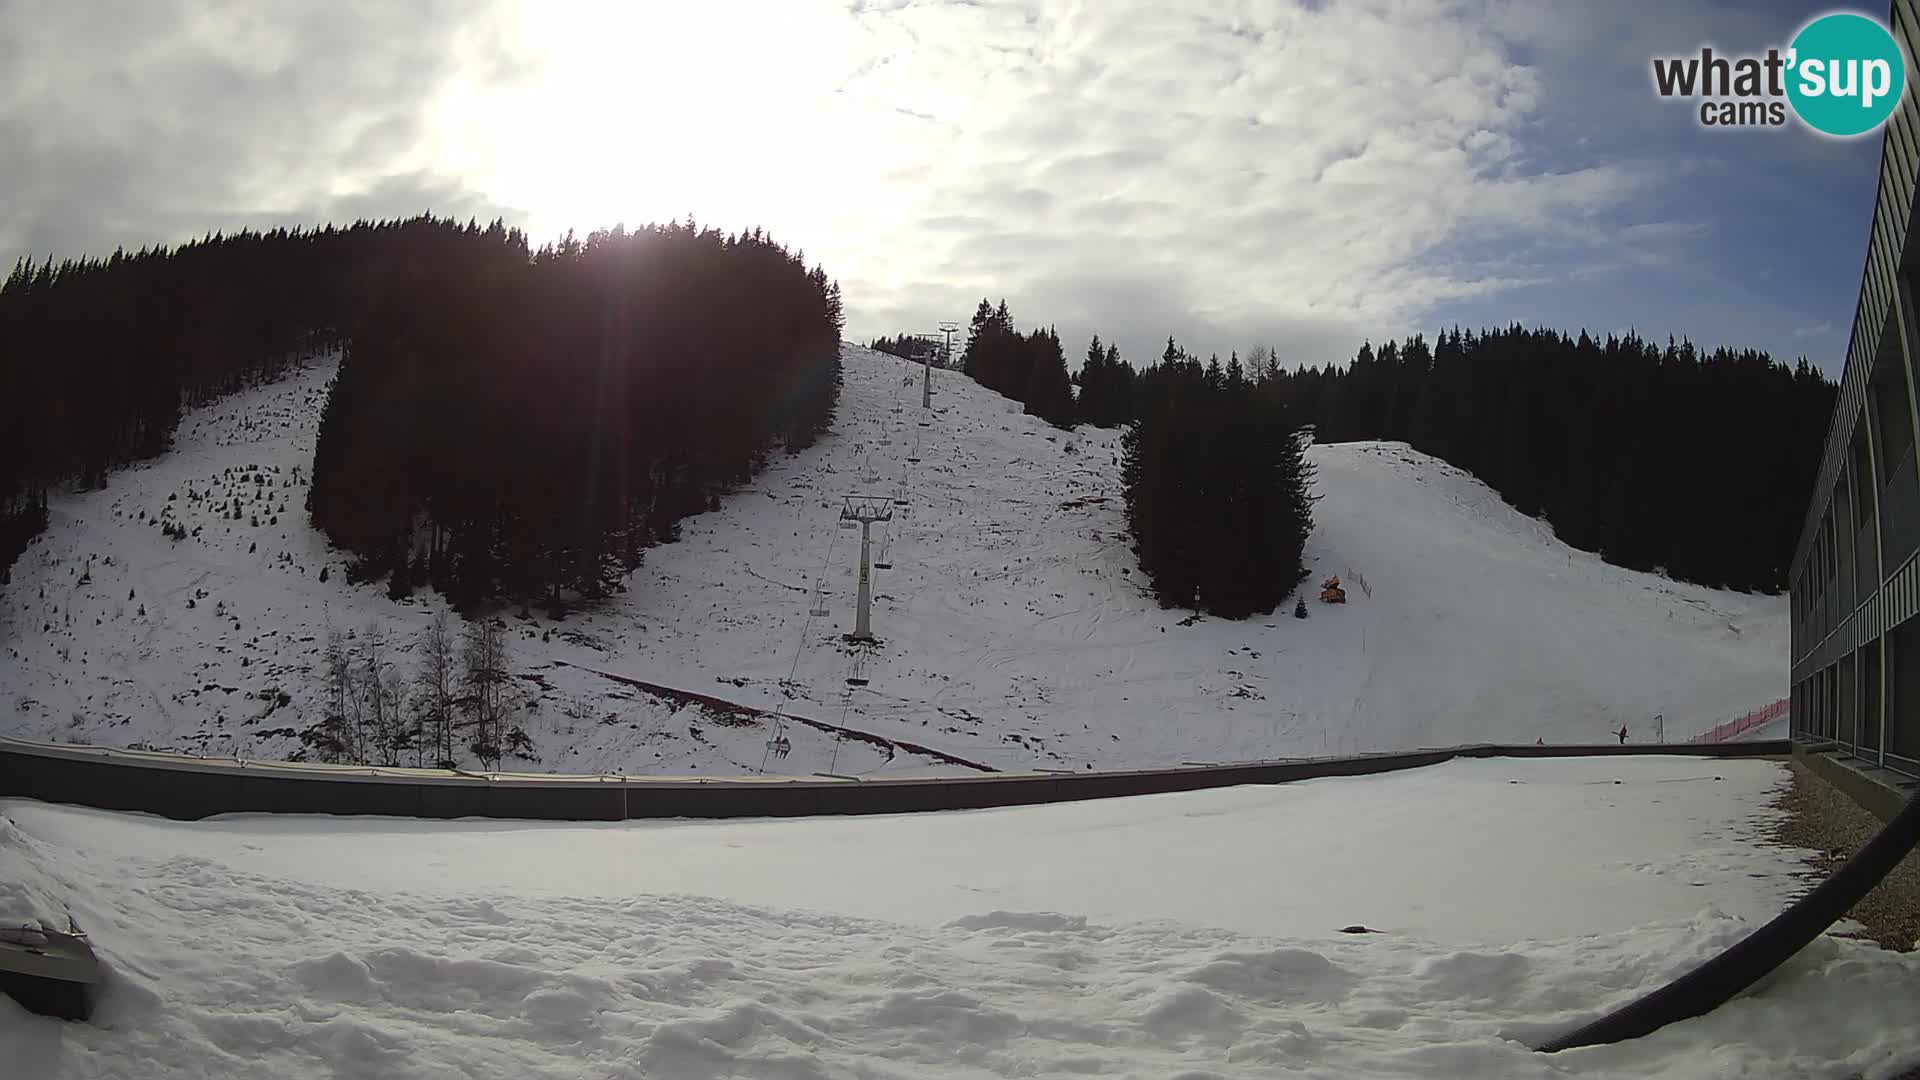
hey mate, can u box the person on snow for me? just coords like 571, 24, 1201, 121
1615, 724, 1629, 744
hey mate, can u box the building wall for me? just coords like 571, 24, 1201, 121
1789, 0, 1920, 778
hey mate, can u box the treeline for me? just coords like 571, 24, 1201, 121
305, 613, 526, 770
1267, 326, 1834, 591
0, 220, 426, 583
1122, 343, 1315, 616
956, 299, 1314, 616
868, 333, 955, 366
309, 222, 844, 612
0, 216, 536, 584
0, 214, 845, 611
954, 299, 1143, 426
964, 298, 1834, 603
958, 300, 1076, 427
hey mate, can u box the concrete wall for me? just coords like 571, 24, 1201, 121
0, 735, 1787, 823
1794, 740, 1920, 823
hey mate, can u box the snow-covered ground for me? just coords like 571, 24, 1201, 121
0, 345, 1786, 775
5, 756, 1916, 1078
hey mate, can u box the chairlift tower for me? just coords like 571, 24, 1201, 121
938, 321, 960, 370
841, 495, 894, 642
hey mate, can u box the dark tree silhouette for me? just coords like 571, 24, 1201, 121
1267, 325, 1835, 593
1122, 339, 1316, 617
0, 215, 844, 613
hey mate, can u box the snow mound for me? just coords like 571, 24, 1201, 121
0, 346, 1785, 773
2, 760, 1916, 1078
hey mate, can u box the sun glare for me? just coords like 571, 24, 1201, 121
429, 0, 877, 248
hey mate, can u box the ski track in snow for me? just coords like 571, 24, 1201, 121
0, 345, 1786, 775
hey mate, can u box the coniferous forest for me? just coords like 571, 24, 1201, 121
959, 299, 1076, 428
0, 215, 845, 609
1121, 342, 1316, 617
867, 333, 956, 366
1267, 327, 1834, 593
958, 301, 1315, 618
310, 222, 844, 611
958, 297, 1834, 607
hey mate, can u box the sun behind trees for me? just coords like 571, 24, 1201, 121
307, 221, 845, 614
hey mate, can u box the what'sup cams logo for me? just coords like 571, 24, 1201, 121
1652, 11, 1908, 136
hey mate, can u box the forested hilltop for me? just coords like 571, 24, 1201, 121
1270, 328, 1835, 592
0, 216, 844, 609
957, 296, 1835, 597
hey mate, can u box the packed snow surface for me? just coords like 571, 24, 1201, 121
4, 757, 1917, 1078
0, 345, 1786, 774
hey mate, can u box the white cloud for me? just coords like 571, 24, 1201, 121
736, 0, 1674, 367
5, 0, 1766, 371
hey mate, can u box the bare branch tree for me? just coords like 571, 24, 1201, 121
416, 612, 458, 768
320, 626, 353, 763
361, 623, 398, 767
460, 617, 510, 770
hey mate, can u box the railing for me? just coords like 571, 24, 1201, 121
1689, 698, 1791, 745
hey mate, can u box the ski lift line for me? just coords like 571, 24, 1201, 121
828, 680, 861, 774
760, 497, 850, 774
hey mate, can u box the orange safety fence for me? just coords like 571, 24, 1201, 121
1687, 697, 1790, 744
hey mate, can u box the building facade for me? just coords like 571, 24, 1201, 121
1789, 0, 1920, 779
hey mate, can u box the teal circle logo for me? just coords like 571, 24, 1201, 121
1786, 13, 1906, 137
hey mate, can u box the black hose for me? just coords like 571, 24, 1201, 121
1536, 785, 1920, 1052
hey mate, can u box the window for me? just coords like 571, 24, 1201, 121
1892, 621, 1920, 760
1872, 352, 1920, 571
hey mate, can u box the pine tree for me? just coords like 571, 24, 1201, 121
1123, 353, 1315, 618
1024, 327, 1075, 427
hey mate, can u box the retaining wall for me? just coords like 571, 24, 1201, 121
0, 736, 1788, 823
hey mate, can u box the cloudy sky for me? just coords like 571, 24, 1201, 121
0, 0, 1883, 373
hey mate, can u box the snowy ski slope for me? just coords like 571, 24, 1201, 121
0, 345, 1786, 775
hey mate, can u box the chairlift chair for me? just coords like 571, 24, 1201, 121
845, 676, 870, 686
